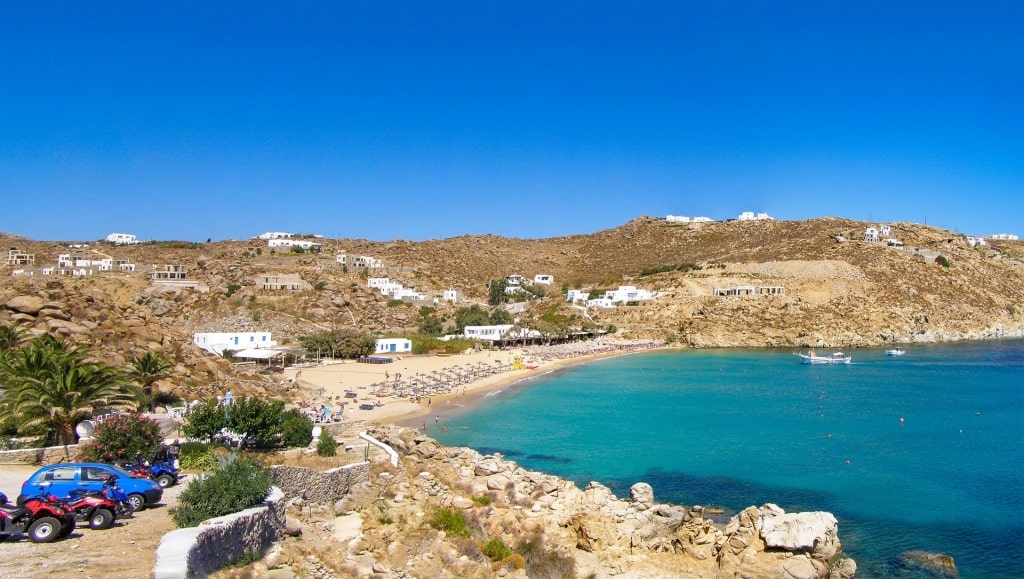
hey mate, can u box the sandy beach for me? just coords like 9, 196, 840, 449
285, 340, 665, 426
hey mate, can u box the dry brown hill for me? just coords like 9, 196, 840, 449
3, 217, 1022, 396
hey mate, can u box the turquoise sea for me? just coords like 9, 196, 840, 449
432, 340, 1024, 578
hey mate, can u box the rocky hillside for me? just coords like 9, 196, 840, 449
2, 217, 1022, 394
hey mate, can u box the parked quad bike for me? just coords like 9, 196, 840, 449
60, 487, 119, 530
0, 492, 77, 543
114, 457, 179, 488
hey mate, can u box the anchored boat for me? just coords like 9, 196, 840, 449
795, 350, 852, 364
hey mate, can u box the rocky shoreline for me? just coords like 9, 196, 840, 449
294, 424, 858, 578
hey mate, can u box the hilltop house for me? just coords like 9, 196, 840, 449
442, 288, 464, 303
965, 236, 987, 248
864, 227, 880, 242
338, 254, 383, 269
666, 215, 714, 223
268, 239, 321, 252
105, 233, 139, 245
737, 211, 773, 221
604, 286, 654, 304
255, 274, 311, 291
504, 274, 525, 294
990, 233, 1019, 240
6, 248, 35, 266
566, 289, 589, 303
257, 232, 293, 240
714, 285, 786, 297
533, 274, 554, 285
193, 332, 276, 356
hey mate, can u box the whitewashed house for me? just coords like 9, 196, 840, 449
463, 325, 514, 342
691, 216, 714, 223
864, 227, 880, 242
586, 297, 615, 308
257, 232, 293, 240
193, 332, 275, 356
375, 338, 412, 354
442, 288, 464, 303
737, 211, 772, 221
105, 233, 139, 245
604, 285, 654, 304
965, 236, 987, 247
352, 255, 383, 269
666, 215, 692, 223
990, 233, 1019, 240
7, 249, 35, 266
566, 289, 589, 303
533, 274, 554, 285
267, 239, 321, 251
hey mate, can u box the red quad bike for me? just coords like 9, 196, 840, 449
0, 492, 77, 543
60, 487, 119, 530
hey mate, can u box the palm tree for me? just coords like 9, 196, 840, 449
0, 336, 137, 456
127, 351, 173, 412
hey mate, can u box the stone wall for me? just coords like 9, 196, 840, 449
0, 444, 77, 465
270, 462, 370, 504
153, 487, 286, 579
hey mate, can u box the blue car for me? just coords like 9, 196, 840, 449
18, 463, 163, 511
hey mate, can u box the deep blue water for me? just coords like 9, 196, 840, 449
433, 340, 1024, 578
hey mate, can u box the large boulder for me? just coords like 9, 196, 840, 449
5, 295, 45, 315
758, 504, 839, 559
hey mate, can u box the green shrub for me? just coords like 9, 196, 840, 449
280, 410, 314, 447
470, 495, 492, 506
225, 283, 241, 297
77, 415, 162, 463
429, 506, 471, 537
169, 455, 273, 528
483, 538, 512, 561
179, 442, 219, 472
935, 255, 951, 267
316, 429, 336, 457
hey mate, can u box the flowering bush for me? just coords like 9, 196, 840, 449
77, 414, 163, 463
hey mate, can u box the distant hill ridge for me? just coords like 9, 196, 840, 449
3, 216, 1023, 395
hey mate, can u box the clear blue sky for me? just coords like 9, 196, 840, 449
2, 2, 1021, 242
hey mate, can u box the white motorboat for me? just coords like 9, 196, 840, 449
885, 347, 906, 356
795, 350, 852, 364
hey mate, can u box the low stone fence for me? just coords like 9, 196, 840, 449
0, 444, 77, 465
153, 486, 286, 579
270, 462, 370, 504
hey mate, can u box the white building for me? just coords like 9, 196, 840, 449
105, 233, 139, 245
442, 288, 464, 303
586, 298, 615, 308
533, 274, 554, 285
566, 289, 589, 303
193, 332, 276, 356
267, 239, 322, 251
864, 227, 880, 242
666, 215, 691, 223
463, 325, 514, 342
691, 216, 713, 223
603, 286, 654, 304
351, 255, 383, 269
375, 338, 412, 354
737, 212, 773, 221
257, 232, 293, 240
965, 236, 988, 247
990, 233, 1019, 240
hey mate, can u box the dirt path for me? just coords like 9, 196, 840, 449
0, 465, 186, 579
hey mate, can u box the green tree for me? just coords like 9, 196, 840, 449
228, 397, 286, 448
418, 315, 445, 336
488, 279, 509, 305
317, 429, 336, 456
489, 308, 512, 325
181, 400, 229, 442
0, 336, 137, 453
280, 410, 314, 447
455, 304, 490, 332
127, 351, 173, 412
298, 328, 376, 360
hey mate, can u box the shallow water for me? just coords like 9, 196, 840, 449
437, 340, 1024, 578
